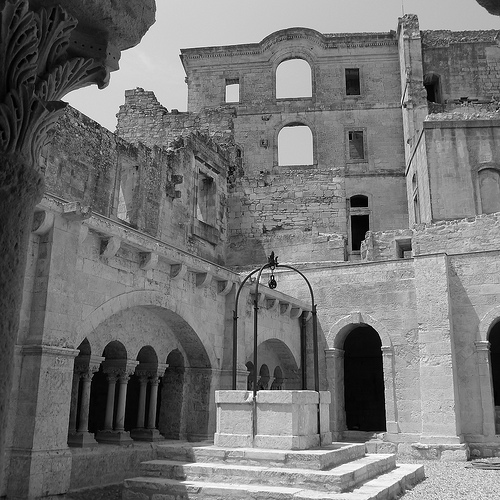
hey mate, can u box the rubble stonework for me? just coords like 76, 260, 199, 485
7, 12, 500, 498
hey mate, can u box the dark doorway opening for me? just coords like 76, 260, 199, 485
344, 326, 386, 431
490, 323, 500, 405
351, 214, 370, 251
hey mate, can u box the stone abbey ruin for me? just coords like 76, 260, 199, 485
3, 1, 500, 497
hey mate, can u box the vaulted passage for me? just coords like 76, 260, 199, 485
343, 326, 386, 431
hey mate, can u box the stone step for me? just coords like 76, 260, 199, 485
123, 463, 424, 500
156, 442, 367, 470
139, 453, 396, 493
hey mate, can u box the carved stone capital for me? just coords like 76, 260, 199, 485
0, 0, 108, 165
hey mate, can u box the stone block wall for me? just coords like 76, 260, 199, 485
421, 117, 500, 221
414, 212, 500, 256
422, 30, 500, 101
43, 106, 230, 264
116, 88, 236, 150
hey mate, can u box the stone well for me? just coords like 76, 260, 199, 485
214, 390, 332, 450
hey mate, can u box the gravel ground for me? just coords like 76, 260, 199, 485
64, 460, 500, 499
400, 459, 500, 500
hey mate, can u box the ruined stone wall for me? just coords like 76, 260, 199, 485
406, 131, 432, 225
179, 29, 408, 265
413, 212, 500, 256
116, 88, 236, 150
43, 106, 229, 264
421, 30, 500, 101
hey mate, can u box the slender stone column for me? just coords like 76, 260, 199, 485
115, 373, 130, 432
104, 373, 118, 431
325, 348, 345, 438
136, 375, 148, 429
77, 371, 94, 433
147, 377, 160, 429
68, 372, 80, 434
381, 346, 399, 435
475, 340, 496, 438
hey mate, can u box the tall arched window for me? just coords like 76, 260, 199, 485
276, 58, 312, 99
278, 124, 313, 166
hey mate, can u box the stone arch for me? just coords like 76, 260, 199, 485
275, 57, 313, 99
76, 290, 216, 370
326, 312, 396, 436
250, 338, 301, 390
328, 311, 393, 350
479, 305, 500, 342
275, 119, 315, 167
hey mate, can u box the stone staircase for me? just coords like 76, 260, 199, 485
123, 441, 424, 499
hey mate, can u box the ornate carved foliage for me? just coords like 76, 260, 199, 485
0, 0, 107, 165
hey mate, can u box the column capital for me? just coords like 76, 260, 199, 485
325, 348, 344, 359
475, 340, 491, 352
381, 345, 394, 355
74, 354, 104, 374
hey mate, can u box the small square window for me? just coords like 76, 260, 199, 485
395, 238, 412, 259
345, 68, 360, 96
348, 131, 365, 160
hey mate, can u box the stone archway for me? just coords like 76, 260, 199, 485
77, 293, 215, 441
343, 326, 386, 432
326, 312, 397, 438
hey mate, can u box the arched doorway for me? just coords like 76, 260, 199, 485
489, 322, 500, 432
343, 326, 386, 431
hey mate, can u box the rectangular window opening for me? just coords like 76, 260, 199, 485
225, 78, 240, 103
348, 131, 365, 160
196, 171, 216, 226
345, 68, 360, 96
351, 214, 370, 251
395, 238, 413, 259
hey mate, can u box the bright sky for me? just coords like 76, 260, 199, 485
66, 0, 500, 132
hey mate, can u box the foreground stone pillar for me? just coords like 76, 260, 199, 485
0, 0, 155, 484
7, 346, 79, 499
